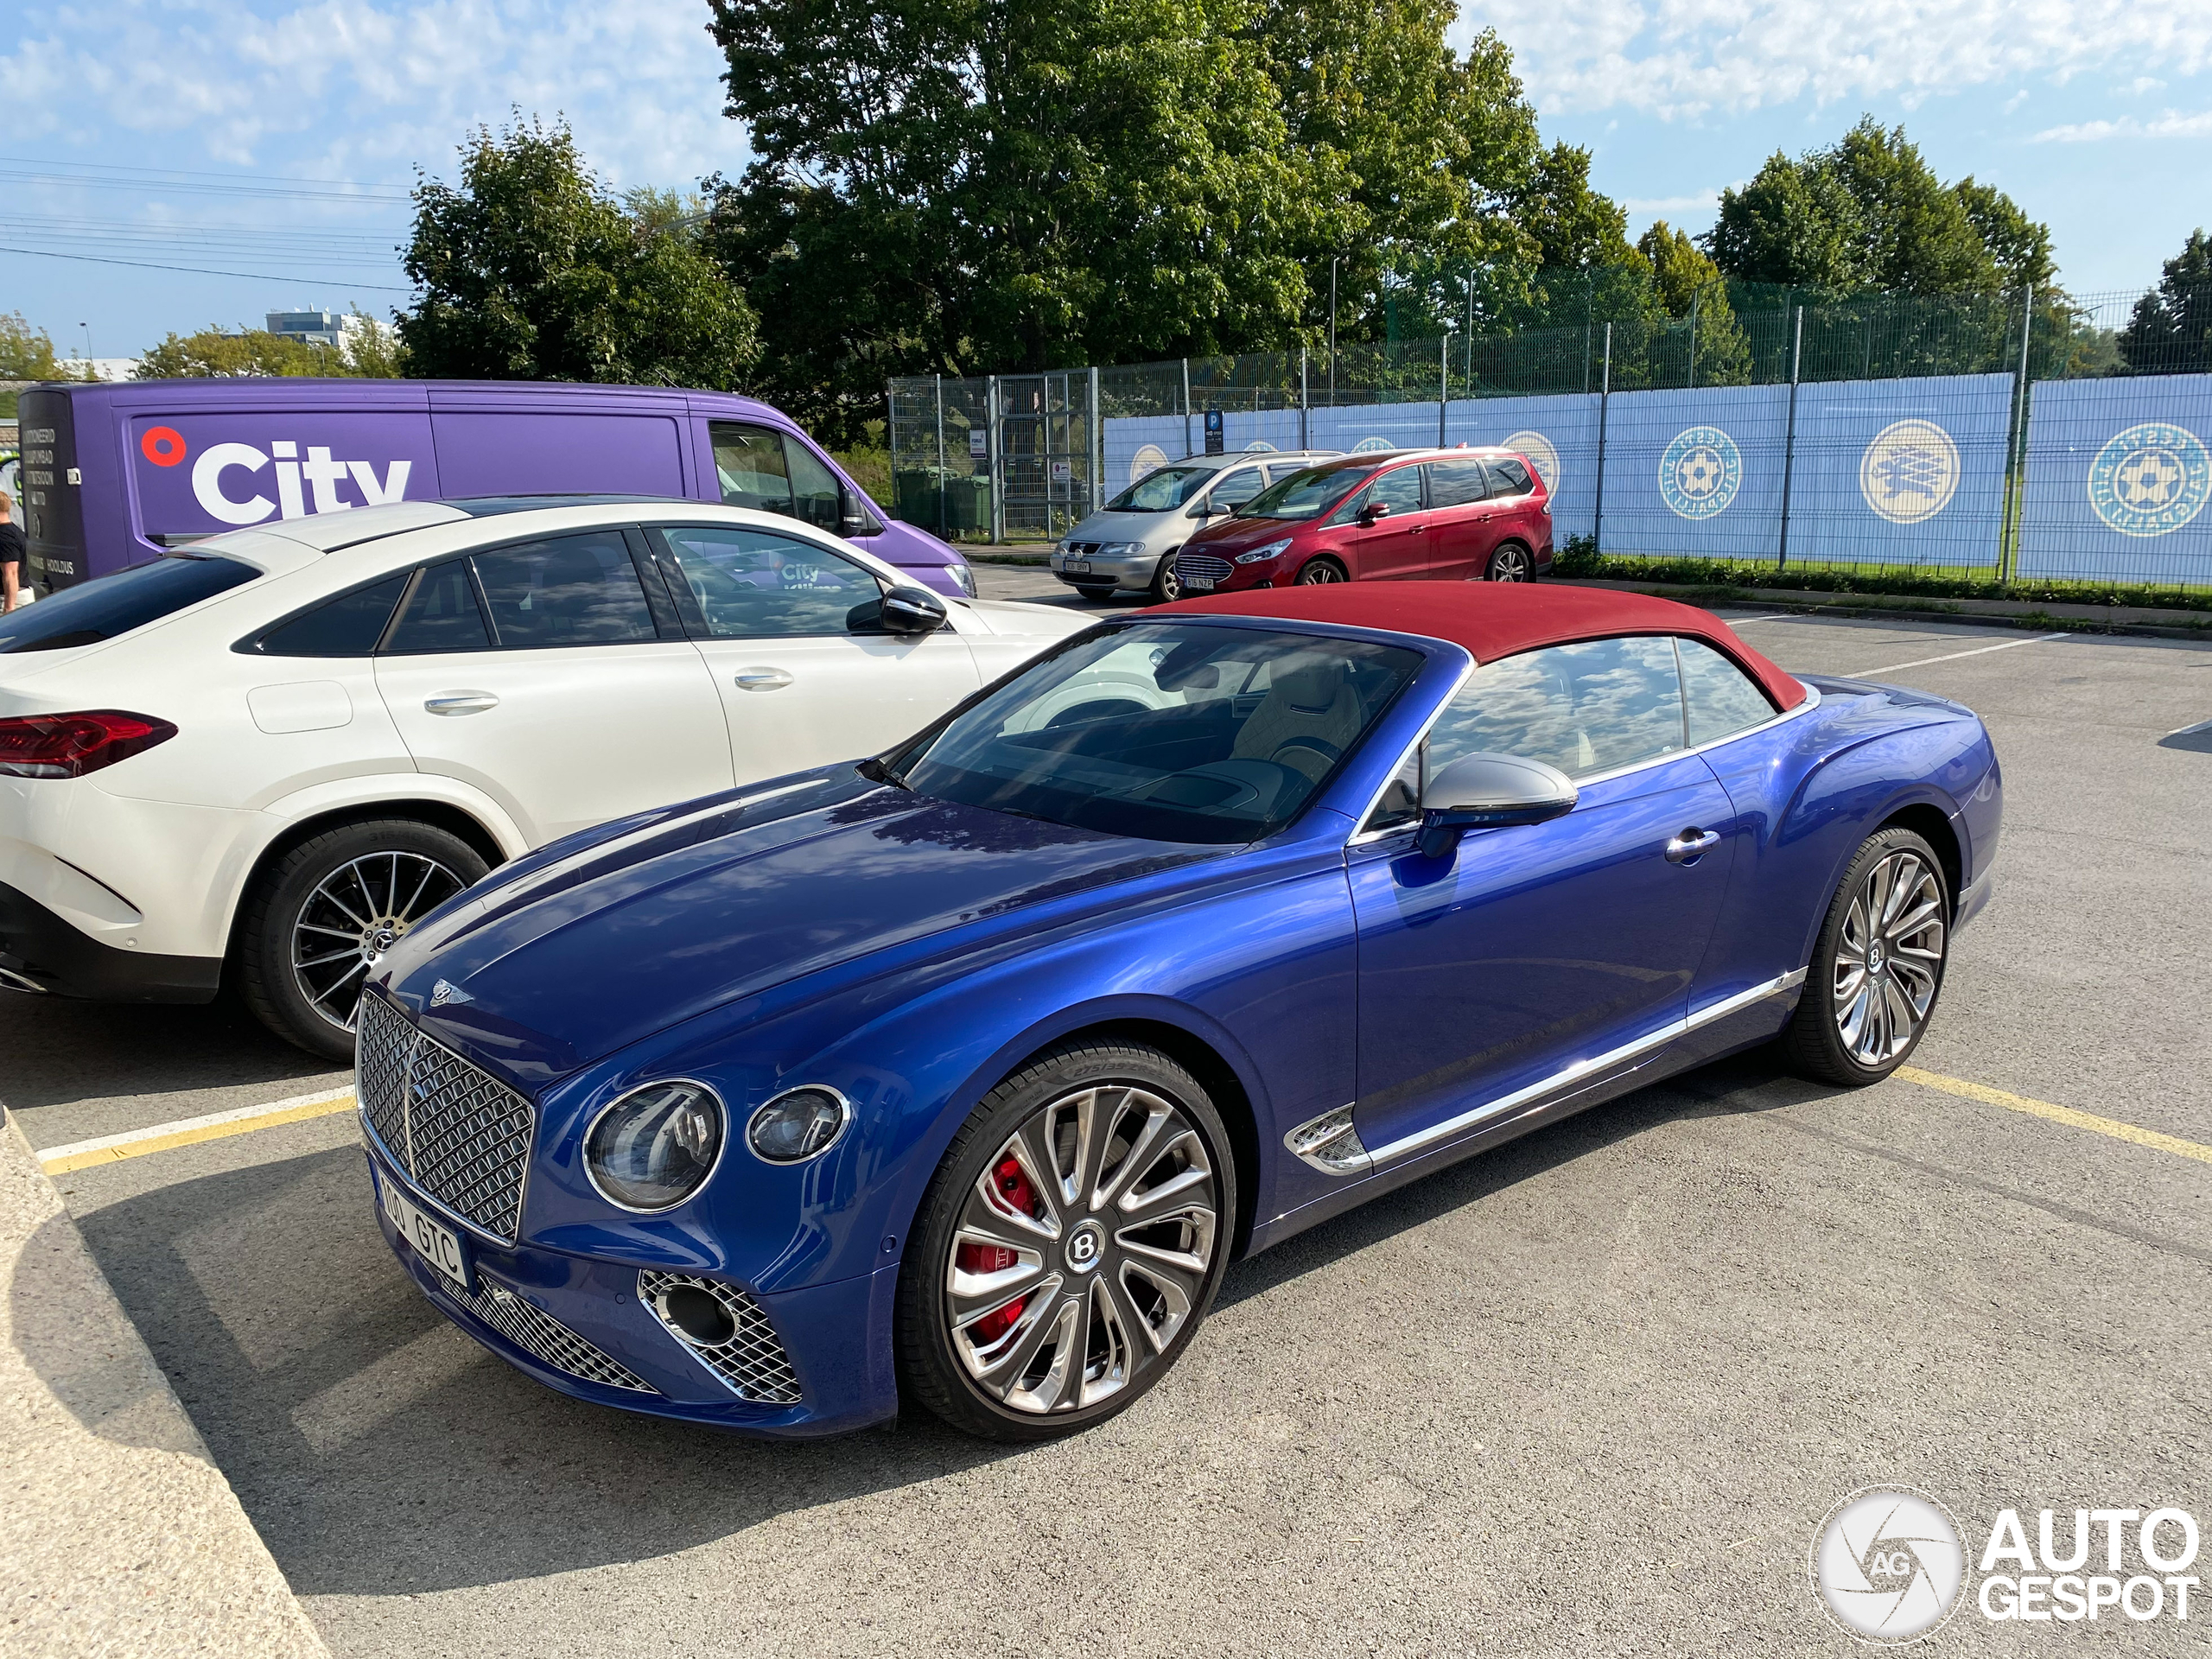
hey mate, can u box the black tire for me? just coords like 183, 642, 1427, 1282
1150, 554, 1183, 603
1294, 556, 1347, 585
896, 1039, 1237, 1442
238, 817, 488, 1060
1782, 826, 1950, 1087
1484, 542, 1535, 582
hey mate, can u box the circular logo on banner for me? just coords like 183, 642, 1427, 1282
1502, 430, 1560, 493
2088, 422, 2212, 537
1659, 425, 1741, 519
1809, 1487, 1966, 1644
140, 425, 188, 467
1129, 444, 1169, 486
1351, 436, 1395, 454
1860, 420, 1961, 524
1243, 440, 1277, 453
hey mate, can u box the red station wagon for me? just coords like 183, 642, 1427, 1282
1173, 447, 1553, 594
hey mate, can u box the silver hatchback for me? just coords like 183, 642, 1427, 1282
1051, 450, 1341, 601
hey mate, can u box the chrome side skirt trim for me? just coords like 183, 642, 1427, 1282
1361, 968, 1808, 1166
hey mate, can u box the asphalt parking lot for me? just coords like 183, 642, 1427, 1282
7, 570, 2210, 1656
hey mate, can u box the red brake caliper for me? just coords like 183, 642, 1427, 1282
959, 1154, 1040, 1345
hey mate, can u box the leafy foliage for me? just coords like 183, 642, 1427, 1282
137, 329, 351, 378
399, 117, 759, 389
0, 312, 91, 382
1707, 118, 2050, 296
2120, 230, 2212, 374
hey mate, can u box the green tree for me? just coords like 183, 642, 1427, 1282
0, 312, 87, 381
1512, 143, 1633, 273
136, 328, 347, 378
1636, 220, 1749, 384
2120, 228, 2212, 373
400, 117, 759, 389
1706, 118, 2044, 296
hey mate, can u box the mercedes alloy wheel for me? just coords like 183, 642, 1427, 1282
898, 1041, 1235, 1440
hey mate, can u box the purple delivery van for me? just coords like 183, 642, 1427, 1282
16, 378, 976, 597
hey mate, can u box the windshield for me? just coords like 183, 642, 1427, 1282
888, 622, 1423, 844
1104, 466, 1213, 512
0, 556, 257, 654
1234, 465, 1375, 519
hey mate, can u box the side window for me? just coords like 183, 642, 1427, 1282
255, 573, 409, 657
711, 421, 842, 531
384, 560, 491, 653
1428, 636, 1685, 779
1370, 466, 1423, 516
1209, 467, 1264, 512
1486, 458, 1535, 496
1426, 460, 1490, 509
1677, 637, 1778, 745
655, 525, 884, 638
472, 531, 656, 647
1364, 748, 1424, 834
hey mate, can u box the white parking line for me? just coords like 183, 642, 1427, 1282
1852, 633, 2070, 677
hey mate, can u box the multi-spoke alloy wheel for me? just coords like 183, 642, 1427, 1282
1484, 543, 1534, 582
292, 852, 466, 1034
899, 1042, 1236, 1441
1294, 558, 1346, 585
1785, 827, 1950, 1085
238, 817, 489, 1061
1831, 848, 1945, 1067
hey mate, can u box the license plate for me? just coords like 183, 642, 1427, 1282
379, 1168, 470, 1290
1063, 559, 1090, 574
1182, 576, 1214, 592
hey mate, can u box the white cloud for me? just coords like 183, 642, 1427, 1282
2032, 109, 2212, 141
1457, 0, 2212, 118
1624, 189, 1725, 213
0, 0, 747, 188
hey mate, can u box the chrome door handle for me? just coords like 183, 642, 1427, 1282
733, 668, 795, 691
1665, 828, 1723, 864
423, 692, 499, 716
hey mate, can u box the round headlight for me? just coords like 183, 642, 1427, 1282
583, 1080, 724, 1211
747, 1086, 852, 1164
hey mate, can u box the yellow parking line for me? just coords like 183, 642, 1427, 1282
1897, 1065, 2212, 1166
38, 1086, 358, 1174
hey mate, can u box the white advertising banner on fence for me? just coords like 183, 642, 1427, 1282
1785, 373, 2012, 569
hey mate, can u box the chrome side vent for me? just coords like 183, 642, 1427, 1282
1284, 1106, 1373, 1176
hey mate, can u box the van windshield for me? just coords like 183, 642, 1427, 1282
1105, 467, 1212, 512
0, 556, 257, 654
1233, 465, 1375, 519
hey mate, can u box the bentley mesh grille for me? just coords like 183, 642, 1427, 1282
456, 1280, 655, 1394
357, 992, 534, 1243
639, 1271, 803, 1405
1175, 552, 1232, 583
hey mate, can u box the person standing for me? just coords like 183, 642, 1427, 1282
0, 494, 24, 612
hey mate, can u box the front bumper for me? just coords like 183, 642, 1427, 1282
367, 1148, 900, 1437
1051, 550, 1160, 590
0, 879, 221, 1001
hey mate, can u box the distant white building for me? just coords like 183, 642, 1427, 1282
264, 309, 364, 350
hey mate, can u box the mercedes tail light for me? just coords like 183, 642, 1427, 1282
0, 712, 178, 779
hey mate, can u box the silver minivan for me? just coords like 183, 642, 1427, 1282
1051, 450, 1340, 601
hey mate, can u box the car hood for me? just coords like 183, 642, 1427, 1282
1185, 515, 1309, 552
375, 775, 1219, 1082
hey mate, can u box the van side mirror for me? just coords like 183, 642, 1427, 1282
877, 585, 949, 636
1357, 500, 1391, 528
839, 487, 877, 537
1416, 752, 1577, 858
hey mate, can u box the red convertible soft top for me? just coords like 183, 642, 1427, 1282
1158, 582, 1808, 712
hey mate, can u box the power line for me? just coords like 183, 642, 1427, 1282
2, 154, 413, 200
0, 244, 413, 290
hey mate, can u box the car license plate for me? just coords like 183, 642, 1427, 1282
1063, 559, 1090, 574
379, 1168, 470, 1290
1182, 576, 1214, 592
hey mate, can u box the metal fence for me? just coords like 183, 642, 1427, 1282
889, 278, 2212, 591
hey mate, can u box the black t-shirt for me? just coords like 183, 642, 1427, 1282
0, 522, 23, 566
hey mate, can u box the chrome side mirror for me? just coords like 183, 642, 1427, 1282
1416, 752, 1577, 858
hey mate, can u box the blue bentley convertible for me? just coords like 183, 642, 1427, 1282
359, 584, 1999, 1440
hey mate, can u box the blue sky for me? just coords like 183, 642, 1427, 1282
3, 0, 2208, 361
